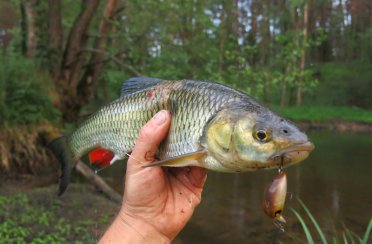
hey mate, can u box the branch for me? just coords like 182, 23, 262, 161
75, 160, 121, 204
84, 48, 143, 76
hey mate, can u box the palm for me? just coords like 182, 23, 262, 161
101, 111, 206, 242
123, 165, 206, 240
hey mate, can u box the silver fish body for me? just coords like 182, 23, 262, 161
49, 77, 314, 195
70, 79, 247, 166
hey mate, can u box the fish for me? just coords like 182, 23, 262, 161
49, 77, 314, 195
263, 171, 287, 225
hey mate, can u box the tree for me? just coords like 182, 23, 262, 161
20, 0, 38, 58
296, 2, 309, 106
16, 0, 122, 122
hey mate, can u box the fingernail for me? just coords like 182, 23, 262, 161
153, 110, 166, 125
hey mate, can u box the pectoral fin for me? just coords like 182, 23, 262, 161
143, 150, 207, 168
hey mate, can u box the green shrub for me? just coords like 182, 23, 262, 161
0, 56, 60, 126
306, 62, 372, 108
272, 105, 372, 122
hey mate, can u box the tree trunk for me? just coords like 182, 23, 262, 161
279, 0, 289, 107
78, 0, 120, 107
57, 0, 100, 122
248, 0, 258, 66
24, 0, 37, 58
230, 0, 240, 69
296, 3, 309, 106
318, 0, 332, 61
48, 0, 63, 76
261, 0, 271, 104
19, 0, 27, 56
218, 2, 227, 74
260, 0, 270, 66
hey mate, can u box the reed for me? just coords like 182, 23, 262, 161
291, 198, 372, 244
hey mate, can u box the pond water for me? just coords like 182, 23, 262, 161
100, 131, 372, 243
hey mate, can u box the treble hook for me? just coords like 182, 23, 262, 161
278, 155, 284, 174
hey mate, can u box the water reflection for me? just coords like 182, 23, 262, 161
332, 187, 340, 214
100, 132, 372, 243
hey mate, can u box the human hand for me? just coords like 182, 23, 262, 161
100, 110, 207, 243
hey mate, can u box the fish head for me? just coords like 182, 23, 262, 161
205, 107, 314, 171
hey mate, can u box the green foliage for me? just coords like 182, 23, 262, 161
297, 199, 327, 244
2, 0, 372, 122
0, 56, 60, 126
291, 199, 372, 244
273, 106, 372, 122
362, 220, 372, 244
99, 0, 323, 107
102, 69, 125, 98
0, 189, 113, 243
306, 62, 372, 108
290, 207, 315, 244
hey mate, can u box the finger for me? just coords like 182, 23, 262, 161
126, 110, 171, 174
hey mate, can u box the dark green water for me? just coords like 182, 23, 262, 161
100, 132, 372, 243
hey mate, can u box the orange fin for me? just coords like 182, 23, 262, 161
89, 148, 115, 171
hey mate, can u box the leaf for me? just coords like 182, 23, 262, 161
290, 207, 314, 244
362, 218, 372, 244
298, 198, 328, 244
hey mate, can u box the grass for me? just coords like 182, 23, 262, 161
291, 198, 372, 244
0, 184, 118, 243
272, 106, 372, 123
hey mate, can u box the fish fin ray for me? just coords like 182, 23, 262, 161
143, 150, 207, 168
120, 77, 163, 97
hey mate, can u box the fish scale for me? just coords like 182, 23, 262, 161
70, 80, 236, 161
49, 77, 314, 195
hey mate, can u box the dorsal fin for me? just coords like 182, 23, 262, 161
120, 77, 163, 97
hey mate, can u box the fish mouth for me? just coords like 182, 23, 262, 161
269, 141, 315, 166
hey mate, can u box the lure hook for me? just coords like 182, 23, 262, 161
278, 155, 284, 174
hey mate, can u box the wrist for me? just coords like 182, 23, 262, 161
120, 210, 171, 243
100, 209, 170, 244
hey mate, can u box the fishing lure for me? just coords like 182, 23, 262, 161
263, 168, 287, 230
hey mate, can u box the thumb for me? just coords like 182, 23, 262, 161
126, 110, 171, 174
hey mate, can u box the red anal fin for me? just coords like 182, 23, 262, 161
89, 148, 114, 171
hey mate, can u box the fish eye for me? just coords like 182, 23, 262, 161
253, 129, 271, 142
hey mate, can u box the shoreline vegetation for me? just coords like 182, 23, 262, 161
272, 106, 372, 132
0, 181, 119, 243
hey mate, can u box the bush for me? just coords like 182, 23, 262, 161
0, 56, 60, 126
306, 62, 372, 108
0, 56, 60, 174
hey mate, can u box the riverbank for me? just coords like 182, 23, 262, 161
0, 177, 192, 243
272, 106, 372, 132
297, 120, 372, 132
0, 178, 119, 243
